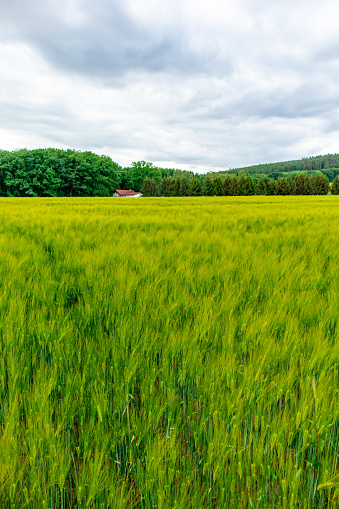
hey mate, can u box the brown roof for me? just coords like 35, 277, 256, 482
116, 189, 140, 196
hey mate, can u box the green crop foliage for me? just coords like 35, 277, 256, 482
0, 196, 339, 508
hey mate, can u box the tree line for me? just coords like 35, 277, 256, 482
0, 148, 339, 197
140, 172, 339, 196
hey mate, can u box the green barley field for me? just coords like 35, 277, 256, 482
0, 196, 339, 508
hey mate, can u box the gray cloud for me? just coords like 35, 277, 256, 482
0, 0, 224, 77
200, 85, 339, 123
1, 0, 339, 169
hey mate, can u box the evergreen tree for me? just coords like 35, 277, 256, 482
179, 177, 190, 196
170, 177, 181, 196
243, 175, 255, 195
293, 173, 310, 195
256, 177, 269, 195
309, 174, 330, 195
229, 176, 238, 196
160, 177, 173, 196
212, 177, 223, 196
222, 176, 231, 196
141, 177, 159, 197
331, 175, 339, 194
274, 177, 292, 195
237, 175, 255, 195
204, 176, 214, 196
189, 178, 203, 196
266, 178, 276, 196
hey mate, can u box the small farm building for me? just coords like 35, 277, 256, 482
113, 190, 142, 197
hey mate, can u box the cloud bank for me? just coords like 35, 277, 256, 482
1, 0, 339, 170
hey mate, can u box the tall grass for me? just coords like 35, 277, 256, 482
0, 196, 339, 508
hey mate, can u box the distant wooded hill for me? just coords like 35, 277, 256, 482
226, 153, 339, 179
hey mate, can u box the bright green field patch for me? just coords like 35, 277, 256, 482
0, 196, 339, 508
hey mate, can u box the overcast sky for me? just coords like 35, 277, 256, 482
1, 0, 339, 171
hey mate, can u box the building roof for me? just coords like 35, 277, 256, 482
115, 189, 140, 196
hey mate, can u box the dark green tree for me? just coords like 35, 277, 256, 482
256, 177, 270, 195
244, 176, 255, 195
266, 178, 276, 195
331, 175, 339, 194
237, 175, 255, 195
160, 177, 181, 197
189, 177, 203, 196
179, 176, 190, 196
293, 173, 310, 195
212, 177, 223, 196
160, 177, 173, 196
229, 176, 238, 196
204, 176, 214, 196
170, 178, 180, 196
308, 174, 330, 195
274, 177, 292, 195
141, 177, 159, 196
222, 176, 231, 196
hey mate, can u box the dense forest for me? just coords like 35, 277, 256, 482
1, 148, 339, 197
